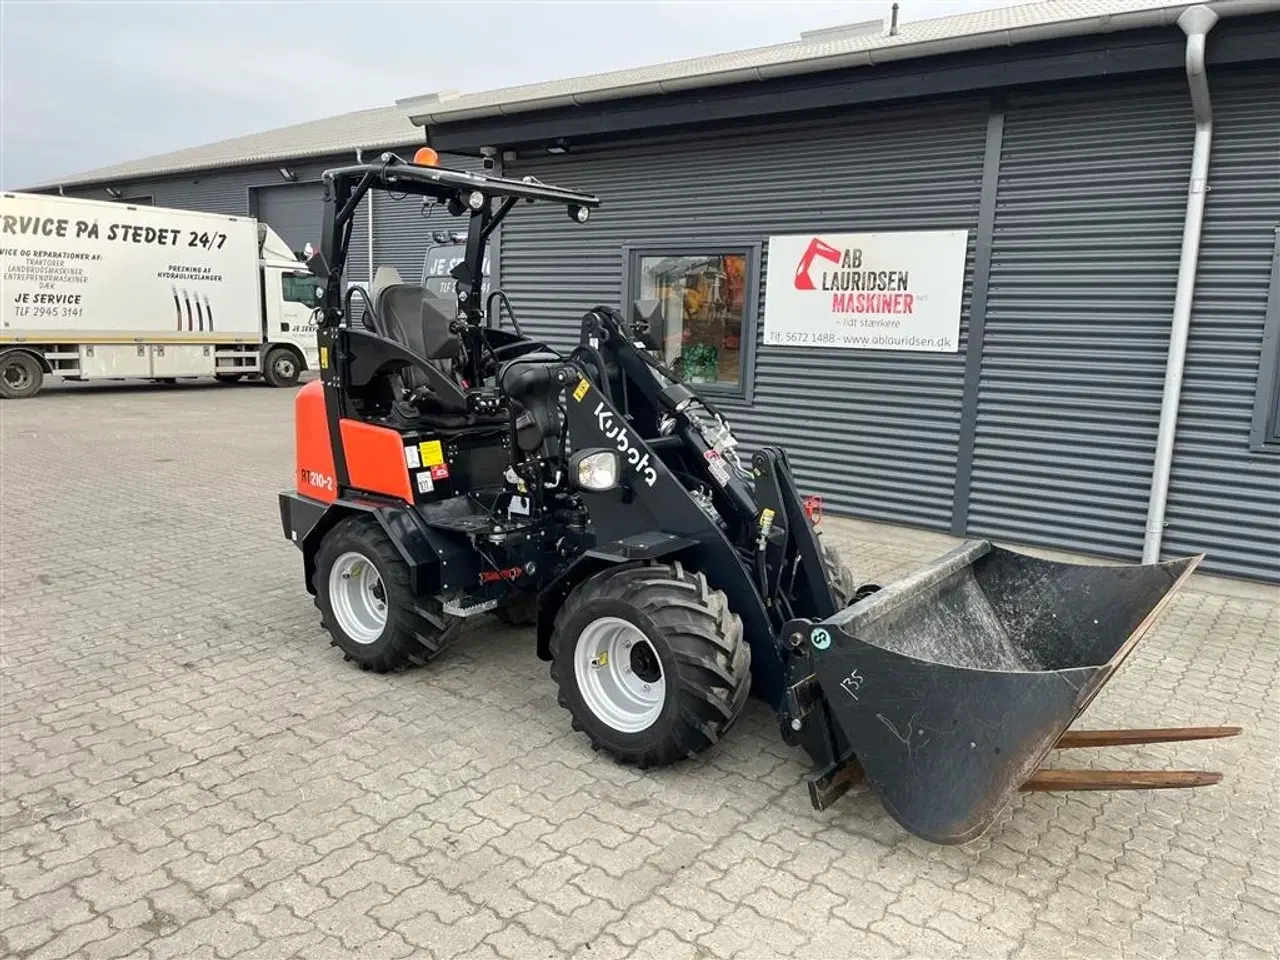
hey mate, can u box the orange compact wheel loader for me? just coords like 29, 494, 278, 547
278, 152, 1240, 844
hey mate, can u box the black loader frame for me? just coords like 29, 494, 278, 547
280, 153, 1240, 845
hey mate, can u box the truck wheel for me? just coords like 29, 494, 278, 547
550, 561, 751, 768
215, 373, 243, 384
313, 516, 446, 671
264, 347, 301, 388
0, 352, 43, 400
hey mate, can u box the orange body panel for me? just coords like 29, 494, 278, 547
295, 380, 337, 502
339, 419, 413, 502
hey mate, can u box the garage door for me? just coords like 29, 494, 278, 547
254, 183, 325, 258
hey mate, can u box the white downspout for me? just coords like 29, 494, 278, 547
355, 148, 374, 281
1142, 5, 1219, 565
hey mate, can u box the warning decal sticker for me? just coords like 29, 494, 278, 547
418, 440, 445, 467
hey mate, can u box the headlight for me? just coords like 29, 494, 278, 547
570, 450, 621, 491
467, 190, 485, 211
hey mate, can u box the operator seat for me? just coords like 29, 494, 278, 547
367, 266, 467, 413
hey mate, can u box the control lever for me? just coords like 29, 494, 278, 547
467, 387, 503, 416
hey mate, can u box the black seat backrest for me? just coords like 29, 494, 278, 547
374, 284, 462, 365
365, 266, 467, 413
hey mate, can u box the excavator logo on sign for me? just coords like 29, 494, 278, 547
794, 237, 843, 290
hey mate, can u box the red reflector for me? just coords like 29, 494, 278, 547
803, 495, 823, 525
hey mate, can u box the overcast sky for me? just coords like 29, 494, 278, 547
2, 0, 1006, 190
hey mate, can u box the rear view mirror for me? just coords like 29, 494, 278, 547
632, 298, 666, 351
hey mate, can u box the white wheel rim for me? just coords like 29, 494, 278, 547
574, 616, 666, 733
328, 552, 387, 644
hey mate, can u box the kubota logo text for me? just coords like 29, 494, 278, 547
594, 402, 658, 487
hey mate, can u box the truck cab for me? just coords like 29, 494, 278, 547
252, 225, 321, 386
421, 231, 491, 301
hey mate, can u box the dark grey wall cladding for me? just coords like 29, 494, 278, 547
964, 65, 1279, 581
1163, 68, 1280, 581
58, 150, 482, 285
503, 100, 988, 530
967, 76, 1191, 562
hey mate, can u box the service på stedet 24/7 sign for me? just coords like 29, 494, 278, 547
763, 230, 968, 352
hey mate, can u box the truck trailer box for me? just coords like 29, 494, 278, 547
0, 191, 318, 398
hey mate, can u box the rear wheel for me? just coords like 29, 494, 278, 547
264, 347, 301, 388
550, 561, 751, 767
0, 352, 43, 399
313, 516, 446, 671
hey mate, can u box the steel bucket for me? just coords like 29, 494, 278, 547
809, 539, 1203, 844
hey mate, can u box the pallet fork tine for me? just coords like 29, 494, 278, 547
1054, 725, 1242, 749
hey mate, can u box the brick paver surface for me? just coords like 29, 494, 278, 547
1, 381, 1277, 960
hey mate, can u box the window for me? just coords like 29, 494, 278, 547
625, 244, 761, 400
1249, 228, 1280, 450
281, 273, 321, 308
421, 241, 491, 300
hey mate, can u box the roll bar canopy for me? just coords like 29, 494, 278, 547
313, 153, 600, 331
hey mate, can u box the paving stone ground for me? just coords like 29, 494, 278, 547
1, 380, 1277, 960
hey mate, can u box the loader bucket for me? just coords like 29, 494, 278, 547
808, 540, 1204, 844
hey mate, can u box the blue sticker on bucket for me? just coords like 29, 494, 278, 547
811, 628, 831, 651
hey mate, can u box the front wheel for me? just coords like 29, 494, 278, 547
818, 534, 857, 608
0, 352, 44, 399
263, 347, 301, 388
818, 534, 879, 607
550, 561, 751, 768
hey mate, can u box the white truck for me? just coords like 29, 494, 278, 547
0, 191, 321, 399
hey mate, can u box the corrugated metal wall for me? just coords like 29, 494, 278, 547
965, 79, 1190, 560
503, 103, 988, 529
1163, 68, 1280, 580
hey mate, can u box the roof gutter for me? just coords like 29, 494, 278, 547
1142, 4, 1220, 564
404, 0, 1279, 128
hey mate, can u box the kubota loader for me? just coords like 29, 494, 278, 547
278, 150, 1239, 844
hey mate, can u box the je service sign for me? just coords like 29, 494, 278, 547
763, 231, 968, 352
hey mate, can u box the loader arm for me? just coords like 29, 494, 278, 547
568, 307, 853, 718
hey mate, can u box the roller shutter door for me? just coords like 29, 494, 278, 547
500, 102, 987, 530
255, 182, 325, 258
